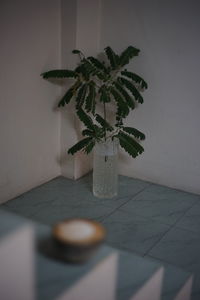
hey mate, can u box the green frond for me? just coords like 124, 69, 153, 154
77, 108, 94, 129
82, 129, 94, 137
95, 114, 113, 131
68, 137, 93, 155
72, 49, 81, 54
104, 46, 119, 70
93, 125, 105, 140
41, 69, 76, 79
87, 57, 109, 74
99, 85, 111, 103
119, 46, 140, 67
118, 135, 138, 158
76, 84, 87, 109
71, 79, 82, 93
114, 81, 135, 109
84, 139, 95, 154
110, 87, 129, 117
121, 70, 148, 89
82, 59, 97, 75
118, 131, 144, 158
122, 127, 145, 140
87, 57, 110, 81
79, 59, 107, 81
85, 82, 96, 114
75, 63, 90, 81
58, 89, 74, 107
119, 131, 144, 154
119, 77, 143, 103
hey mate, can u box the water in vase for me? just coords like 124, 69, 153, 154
93, 139, 118, 198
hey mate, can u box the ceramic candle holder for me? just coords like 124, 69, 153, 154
52, 218, 106, 263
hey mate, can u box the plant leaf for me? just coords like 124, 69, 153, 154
84, 59, 107, 80
41, 69, 76, 79
84, 139, 95, 154
122, 127, 145, 140
82, 59, 97, 75
119, 77, 143, 103
68, 137, 93, 155
118, 131, 144, 158
82, 129, 94, 137
87, 56, 109, 74
76, 59, 105, 81
119, 46, 140, 67
114, 81, 135, 109
119, 131, 144, 155
77, 108, 94, 129
110, 87, 129, 117
85, 82, 96, 114
118, 135, 138, 158
93, 125, 105, 140
121, 70, 148, 89
104, 46, 119, 70
76, 84, 87, 109
72, 49, 81, 54
58, 89, 74, 107
75, 63, 90, 81
99, 85, 111, 103
95, 114, 113, 131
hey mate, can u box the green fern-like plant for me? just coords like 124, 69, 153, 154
41, 46, 148, 158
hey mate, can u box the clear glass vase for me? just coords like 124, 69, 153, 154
93, 138, 118, 198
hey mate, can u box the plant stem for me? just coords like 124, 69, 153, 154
103, 102, 108, 162
103, 102, 107, 141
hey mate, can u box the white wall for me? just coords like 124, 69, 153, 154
60, 0, 101, 179
0, 0, 61, 203
100, 0, 200, 194
60, 0, 77, 179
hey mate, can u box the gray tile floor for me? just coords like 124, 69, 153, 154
1, 173, 200, 299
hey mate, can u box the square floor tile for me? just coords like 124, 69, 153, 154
149, 226, 200, 272
102, 209, 170, 255
4, 189, 58, 218
120, 184, 199, 225
28, 198, 116, 225
176, 203, 200, 234
117, 175, 151, 198
148, 226, 200, 298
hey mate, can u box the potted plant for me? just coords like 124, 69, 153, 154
41, 46, 147, 198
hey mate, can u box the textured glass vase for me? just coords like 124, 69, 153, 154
93, 138, 118, 198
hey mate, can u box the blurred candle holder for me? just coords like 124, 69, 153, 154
52, 218, 106, 263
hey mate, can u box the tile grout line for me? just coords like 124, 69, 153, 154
116, 183, 154, 211
172, 225, 200, 236
145, 253, 193, 275
171, 198, 200, 227
118, 198, 200, 231
143, 224, 174, 256
143, 199, 200, 256
100, 183, 153, 222
106, 242, 145, 257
